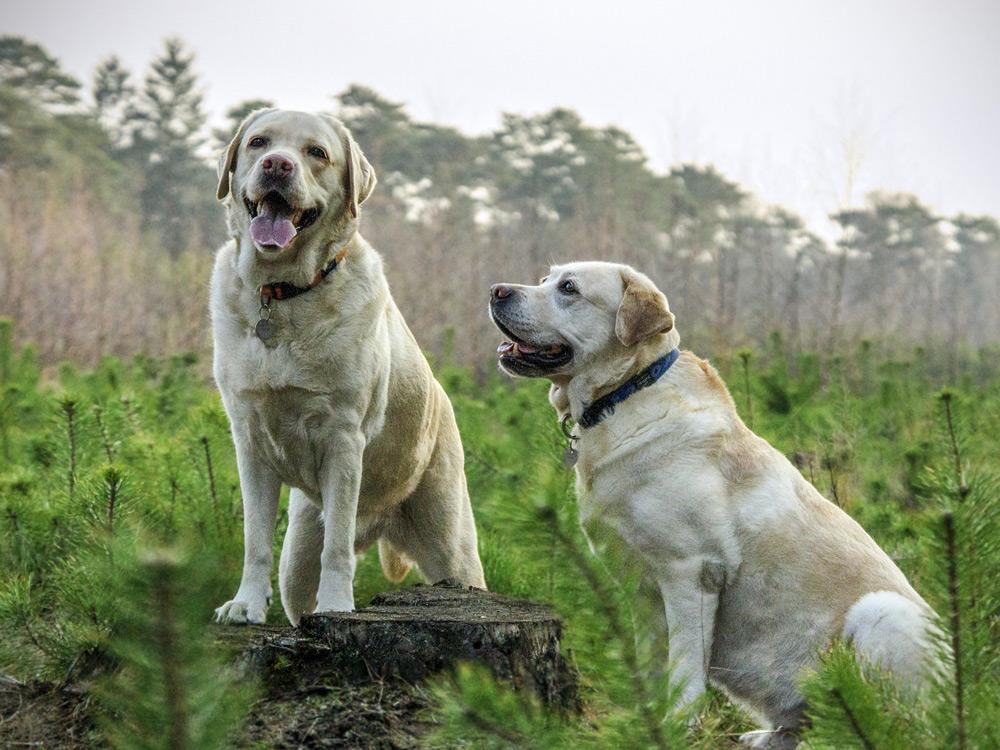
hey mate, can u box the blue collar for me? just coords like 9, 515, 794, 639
578, 348, 680, 429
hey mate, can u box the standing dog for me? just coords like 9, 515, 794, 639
489, 261, 938, 748
211, 109, 485, 626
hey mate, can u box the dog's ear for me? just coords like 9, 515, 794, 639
614, 268, 674, 347
339, 123, 377, 218
216, 108, 275, 201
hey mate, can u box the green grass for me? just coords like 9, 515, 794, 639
1, 320, 998, 748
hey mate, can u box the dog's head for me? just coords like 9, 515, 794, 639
489, 261, 678, 380
216, 109, 376, 256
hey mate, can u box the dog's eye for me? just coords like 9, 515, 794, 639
307, 146, 328, 160
558, 279, 578, 295
247, 135, 268, 149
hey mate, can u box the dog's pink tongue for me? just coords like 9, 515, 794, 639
250, 214, 297, 248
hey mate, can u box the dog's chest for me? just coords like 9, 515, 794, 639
573, 421, 729, 563
214, 290, 356, 394
221, 331, 322, 393
239, 386, 338, 491
215, 319, 373, 493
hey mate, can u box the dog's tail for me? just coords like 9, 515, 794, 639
844, 590, 943, 691
378, 538, 412, 583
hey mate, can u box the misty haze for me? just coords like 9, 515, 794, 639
1, 3, 998, 749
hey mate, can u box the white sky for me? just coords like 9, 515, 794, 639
5, 0, 1000, 233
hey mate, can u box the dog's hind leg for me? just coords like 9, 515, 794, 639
382, 423, 486, 590
279, 488, 323, 626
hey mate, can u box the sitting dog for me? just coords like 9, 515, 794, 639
210, 109, 485, 625
489, 261, 938, 748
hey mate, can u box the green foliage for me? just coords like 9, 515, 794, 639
430, 663, 581, 749
800, 642, 925, 749
2, 334, 999, 746
2, 33, 1000, 744
0, 35, 81, 108
95, 544, 254, 750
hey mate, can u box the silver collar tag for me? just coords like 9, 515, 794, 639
560, 414, 579, 468
255, 296, 275, 343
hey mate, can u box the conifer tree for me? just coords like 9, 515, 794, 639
0, 35, 80, 109
96, 546, 254, 750
130, 38, 216, 255
92, 55, 135, 150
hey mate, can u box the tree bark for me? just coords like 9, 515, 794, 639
231, 579, 581, 712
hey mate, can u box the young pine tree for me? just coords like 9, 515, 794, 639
95, 544, 254, 750
129, 38, 216, 255
800, 389, 1000, 749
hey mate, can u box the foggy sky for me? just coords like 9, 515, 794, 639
6, 0, 1000, 232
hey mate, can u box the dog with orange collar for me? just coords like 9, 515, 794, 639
210, 109, 485, 625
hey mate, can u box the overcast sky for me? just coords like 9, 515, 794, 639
6, 0, 1000, 232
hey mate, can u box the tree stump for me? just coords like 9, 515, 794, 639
235, 579, 580, 712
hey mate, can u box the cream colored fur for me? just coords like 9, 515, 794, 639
490, 261, 938, 748
210, 109, 484, 626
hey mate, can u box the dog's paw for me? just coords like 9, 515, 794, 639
313, 597, 355, 614
314, 575, 355, 613
214, 597, 268, 625
739, 729, 798, 749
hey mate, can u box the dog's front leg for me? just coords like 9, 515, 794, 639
657, 558, 722, 713
215, 434, 282, 624
314, 429, 365, 613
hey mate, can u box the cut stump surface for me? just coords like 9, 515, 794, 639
233, 579, 580, 712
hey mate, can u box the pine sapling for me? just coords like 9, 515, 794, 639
146, 552, 189, 750
737, 348, 754, 429
61, 397, 78, 504
831, 688, 876, 750
939, 389, 969, 500
822, 449, 843, 508
93, 404, 115, 463
536, 505, 670, 750
942, 511, 966, 750
0, 319, 11, 460
103, 467, 123, 533
97, 544, 255, 750
199, 436, 219, 530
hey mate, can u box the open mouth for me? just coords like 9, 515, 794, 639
244, 191, 321, 249
493, 318, 573, 373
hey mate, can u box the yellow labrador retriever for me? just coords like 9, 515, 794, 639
489, 261, 938, 748
211, 109, 485, 626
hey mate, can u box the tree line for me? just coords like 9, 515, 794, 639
1, 35, 997, 370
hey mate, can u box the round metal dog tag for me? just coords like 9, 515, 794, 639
255, 318, 275, 342
563, 446, 579, 467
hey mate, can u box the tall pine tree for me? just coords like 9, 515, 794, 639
92, 55, 135, 151
131, 39, 216, 255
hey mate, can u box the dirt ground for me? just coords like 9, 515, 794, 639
241, 677, 431, 749
0, 672, 431, 750
0, 675, 97, 749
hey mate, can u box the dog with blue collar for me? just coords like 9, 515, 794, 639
489, 261, 939, 749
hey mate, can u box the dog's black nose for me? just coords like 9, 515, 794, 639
491, 284, 513, 302
262, 153, 294, 178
